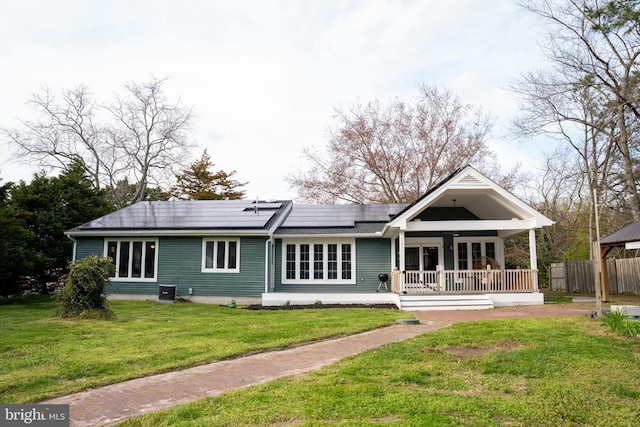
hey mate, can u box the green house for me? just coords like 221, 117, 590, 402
66, 166, 553, 310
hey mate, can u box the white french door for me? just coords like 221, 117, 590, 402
405, 243, 443, 286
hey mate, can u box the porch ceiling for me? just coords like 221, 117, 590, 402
428, 190, 527, 221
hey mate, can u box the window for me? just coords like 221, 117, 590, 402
341, 244, 352, 280
328, 244, 338, 279
282, 240, 355, 284
313, 244, 323, 279
457, 243, 468, 270
286, 244, 296, 280
106, 239, 157, 281
300, 244, 310, 279
202, 239, 240, 272
456, 240, 500, 270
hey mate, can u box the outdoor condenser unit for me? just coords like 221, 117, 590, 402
158, 285, 177, 302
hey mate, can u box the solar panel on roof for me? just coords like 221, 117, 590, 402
77, 200, 279, 230
280, 204, 407, 228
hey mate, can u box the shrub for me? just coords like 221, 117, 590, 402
56, 256, 115, 319
603, 310, 640, 339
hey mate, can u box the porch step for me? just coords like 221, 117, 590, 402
398, 294, 494, 311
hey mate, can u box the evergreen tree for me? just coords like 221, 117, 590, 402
10, 160, 113, 293
171, 150, 247, 200
0, 181, 33, 296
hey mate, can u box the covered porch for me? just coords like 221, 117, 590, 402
381, 167, 552, 298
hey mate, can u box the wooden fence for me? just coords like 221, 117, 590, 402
550, 258, 640, 295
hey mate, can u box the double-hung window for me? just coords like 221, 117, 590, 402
106, 239, 157, 281
282, 240, 354, 284
202, 239, 240, 272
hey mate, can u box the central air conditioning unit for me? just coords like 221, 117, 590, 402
158, 285, 177, 302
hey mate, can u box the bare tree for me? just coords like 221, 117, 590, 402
107, 77, 194, 203
1, 77, 194, 206
288, 84, 510, 204
0, 86, 119, 189
516, 0, 640, 219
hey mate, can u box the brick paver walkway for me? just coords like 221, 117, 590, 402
43, 304, 593, 426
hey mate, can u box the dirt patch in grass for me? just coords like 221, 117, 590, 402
369, 416, 404, 424
437, 340, 524, 359
442, 347, 494, 358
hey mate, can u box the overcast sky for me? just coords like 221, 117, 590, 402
0, 0, 550, 200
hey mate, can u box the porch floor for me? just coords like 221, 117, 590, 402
262, 292, 543, 311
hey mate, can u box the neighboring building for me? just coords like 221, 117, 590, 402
66, 166, 553, 310
599, 220, 640, 300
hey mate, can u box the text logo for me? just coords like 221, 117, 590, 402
1, 405, 69, 426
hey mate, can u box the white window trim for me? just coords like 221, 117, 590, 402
281, 239, 356, 284
453, 238, 503, 270
104, 239, 158, 282
202, 239, 241, 273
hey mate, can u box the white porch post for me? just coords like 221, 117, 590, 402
391, 235, 397, 270
529, 229, 537, 270
399, 231, 406, 294
399, 230, 406, 271
529, 229, 539, 291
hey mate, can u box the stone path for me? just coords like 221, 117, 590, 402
43, 304, 594, 426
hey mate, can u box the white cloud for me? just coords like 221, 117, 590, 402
0, 0, 551, 199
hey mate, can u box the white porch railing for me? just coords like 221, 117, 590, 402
391, 267, 538, 294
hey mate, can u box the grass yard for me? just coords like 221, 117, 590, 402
120, 315, 640, 427
0, 296, 404, 403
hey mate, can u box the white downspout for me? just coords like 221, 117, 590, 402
264, 238, 271, 293
66, 235, 77, 261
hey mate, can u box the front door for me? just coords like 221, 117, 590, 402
404, 245, 440, 289
423, 246, 438, 271
422, 246, 438, 287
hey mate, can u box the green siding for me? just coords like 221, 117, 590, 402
74, 237, 104, 259
273, 238, 391, 293
355, 238, 392, 291
75, 236, 267, 297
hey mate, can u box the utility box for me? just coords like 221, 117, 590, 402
158, 285, 177, 302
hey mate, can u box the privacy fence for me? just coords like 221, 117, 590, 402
550, 258, 640, 295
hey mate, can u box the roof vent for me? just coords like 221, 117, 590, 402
458, 174, 482, 185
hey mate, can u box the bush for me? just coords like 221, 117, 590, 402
56, 256, 114, 318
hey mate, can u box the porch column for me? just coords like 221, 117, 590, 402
391, 236, 397, 270
399, 230, 406, 271
529, 229, 537, 270
529, 229, 539, 291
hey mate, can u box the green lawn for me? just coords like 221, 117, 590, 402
0, 296, 404, 403
120, 315, 640, 427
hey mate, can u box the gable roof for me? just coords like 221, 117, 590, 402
66, 200, 293, 236
601, 221, 640, 247
383, 165, 554, 236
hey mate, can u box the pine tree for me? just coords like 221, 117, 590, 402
171, 150, 247, 200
